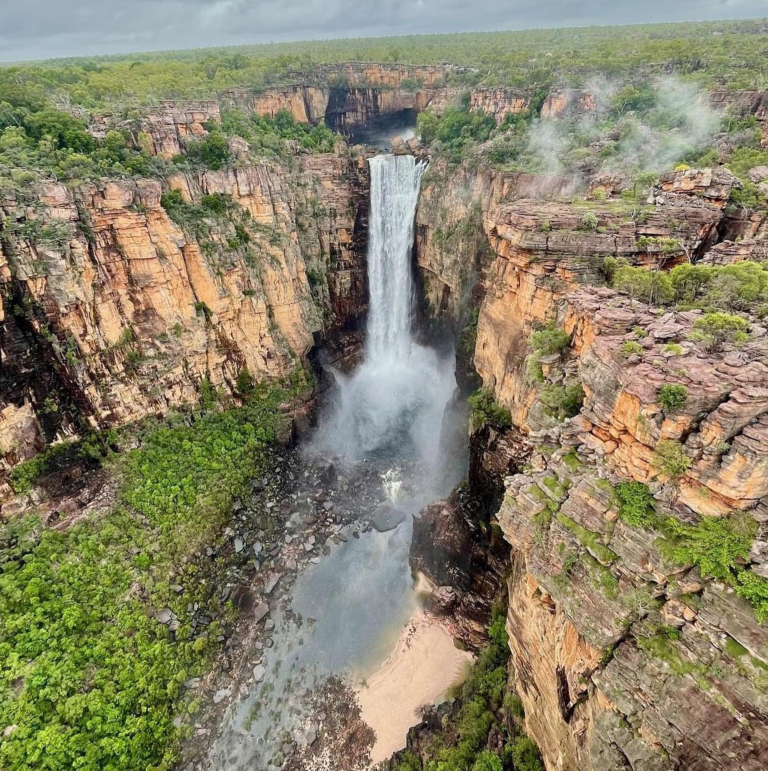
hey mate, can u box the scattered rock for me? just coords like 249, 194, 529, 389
252, 664, 266, 683
265, 574, 282, 594
747, 165, 768, 184
155, 608, 174, 624
371, 503, 407, 532
253, 601, 270, 624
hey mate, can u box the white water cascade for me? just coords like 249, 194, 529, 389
366, 154, 425, 360
316, 154, 457, 468
207, 153, 470, 771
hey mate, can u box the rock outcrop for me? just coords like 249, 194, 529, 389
90, 101, 222, 159
498, 292, 768, 771
0, 147, 370, 494
416, 159, 768, 771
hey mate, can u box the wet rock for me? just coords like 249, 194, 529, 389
253, 601, 269, 624
426, 585, 459, 615
371, 503, 406, 532
265, 574, 282, 594
320, 463, 338, 486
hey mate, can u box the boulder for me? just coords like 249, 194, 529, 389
371, 503, 407, 532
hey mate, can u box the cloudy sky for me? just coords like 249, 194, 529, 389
0, 0, 765, 63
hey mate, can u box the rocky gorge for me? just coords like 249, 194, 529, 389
2, 54, 768, 771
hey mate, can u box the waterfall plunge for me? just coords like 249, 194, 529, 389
315, 154, 457, 468
366, 154, 425, 361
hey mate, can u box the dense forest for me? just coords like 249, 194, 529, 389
3, 19, 768, 107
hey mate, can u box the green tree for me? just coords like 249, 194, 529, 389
24, 108, 96, 153
472, 751, 503, 771
689, 313, 749, 351
614, 264, 674, 306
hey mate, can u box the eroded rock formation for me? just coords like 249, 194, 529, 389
415, 160, 768, 771
0, 147, 370, 494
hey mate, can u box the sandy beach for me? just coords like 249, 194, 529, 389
356, 612, 473, 765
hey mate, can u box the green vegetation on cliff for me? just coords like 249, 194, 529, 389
610, 480, 768, 622
0, 380, 302, 771
469, 389, 512, 432
609, 261, 768, 315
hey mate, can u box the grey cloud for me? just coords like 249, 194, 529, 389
0, 0, 765, 62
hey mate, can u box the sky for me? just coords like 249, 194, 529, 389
0, 0, 765, 63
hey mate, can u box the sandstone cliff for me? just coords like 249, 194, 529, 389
0, 147, 369, 496
415, 160, 768, 771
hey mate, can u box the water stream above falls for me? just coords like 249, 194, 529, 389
206, 155, 469, 770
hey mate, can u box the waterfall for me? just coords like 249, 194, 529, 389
366, 154, 426, 361
314, 153, 457, 469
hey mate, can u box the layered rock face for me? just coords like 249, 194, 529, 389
0, 147, 369, 494
416, 161, 768, 771
222, 86, 330, 124
500, 291, 768, 771
90, 101, 222, 159
415, 160, 579, 327
475, 168, 737, 428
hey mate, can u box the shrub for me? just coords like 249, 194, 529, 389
651, 440, 691, 479
621, 340, 643, 357
540, 383, 585, 421
510, 737, 545, 771
468, 389, 512, 431
160, 189, 185, 212
689, 312, 749, 351
660, 513, 756, 582
200, 192, 230, 215
615, 482, 657, 528
472, 751, 503, 771
185, 130, 231, 169
658, 384, 688, 413
661, 343, 684, 356
736, 571, 768, 623
235, 367, 254, 395
530, 324, 571, 355
614, 264, 674, 305
579, 212, 599, 231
